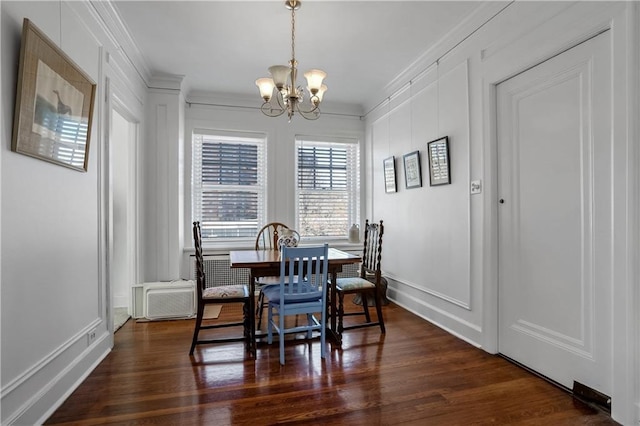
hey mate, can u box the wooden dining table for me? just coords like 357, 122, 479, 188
229, 247, 361, 354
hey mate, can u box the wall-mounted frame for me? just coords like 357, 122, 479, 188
383, 156, 397, 193
11, 18, 96, 172
427, 136, 451, 186
403, 150, 422, 189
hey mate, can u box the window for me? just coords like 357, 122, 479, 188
295, 136, 360, 238
192, 130, 266, 241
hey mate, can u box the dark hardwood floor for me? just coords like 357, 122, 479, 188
46, 301, 617, 425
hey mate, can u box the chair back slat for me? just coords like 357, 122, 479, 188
192, 221, 205, 299
361, 219, 384, 278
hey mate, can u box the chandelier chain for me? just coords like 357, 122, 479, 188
291, 6, 296, 63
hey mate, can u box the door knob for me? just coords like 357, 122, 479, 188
499, 199, 505, 204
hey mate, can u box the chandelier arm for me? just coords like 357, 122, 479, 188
260, 101, 285, 118
275, 90, 288, 110
296, 103, 319, 115
295, 102, 320, 120
297, 109, 320, 120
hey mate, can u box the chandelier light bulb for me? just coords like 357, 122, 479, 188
315, 84, 328, 103
304, 69, 327, 93
268, 65, 291, 90
255, 78, 275, 101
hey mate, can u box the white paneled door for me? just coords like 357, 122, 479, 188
497, 31, 612, 396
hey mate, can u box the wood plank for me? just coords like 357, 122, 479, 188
45, 302, 617, 425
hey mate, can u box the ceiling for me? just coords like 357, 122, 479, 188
112, 1, 487, 111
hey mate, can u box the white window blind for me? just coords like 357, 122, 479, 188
39, 114, 88, 168
192, 130, 266, 241
295, 136, 360, 238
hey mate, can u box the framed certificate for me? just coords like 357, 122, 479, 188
383, 156, 397, 193
427, 136, 451, 186
403, 151, 422, 189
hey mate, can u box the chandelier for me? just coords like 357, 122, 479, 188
255, 0, 327, 121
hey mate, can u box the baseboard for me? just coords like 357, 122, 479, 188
34, 341, 111, 425
113, 294, 129, 308
388, 283, 482, 349
1, 326, 111, 425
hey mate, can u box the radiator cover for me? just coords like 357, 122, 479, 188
142, 281, 195, 320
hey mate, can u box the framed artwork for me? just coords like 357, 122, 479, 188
383, 156, 397, 193
403, 150, 422, 189
427, 136, 451, 186
11, 18, 96, 172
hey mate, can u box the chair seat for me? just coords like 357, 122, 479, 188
203, 285, 249, 300
336, 277, 376, 292
262, 283, 322, 304
256, 276, 302, 330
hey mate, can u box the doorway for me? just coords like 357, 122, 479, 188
496, 31, 612, 397
110, 106, 138, 331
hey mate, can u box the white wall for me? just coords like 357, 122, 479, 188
111, 109, 133, 308
143, 83, 186, 282
0, 1, 147, 423
371, 59, 472, 311
365, 2, 639, 424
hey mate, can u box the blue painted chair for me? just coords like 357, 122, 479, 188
263, 244, 329, 365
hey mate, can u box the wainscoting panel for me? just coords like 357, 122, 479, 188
1, 321, 110, 425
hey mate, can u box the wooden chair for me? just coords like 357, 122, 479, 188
255, 222, 290, 250
335, 219, 386, 334
255, 222, 292, 329
189, 221, 251, 355
263, 244, 329, 365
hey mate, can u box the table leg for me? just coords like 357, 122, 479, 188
329, 268, 342, 346
249, 271, 256, 356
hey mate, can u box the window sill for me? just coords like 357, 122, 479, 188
183, 239, 362, 256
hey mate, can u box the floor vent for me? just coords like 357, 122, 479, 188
572, 381, 611, 413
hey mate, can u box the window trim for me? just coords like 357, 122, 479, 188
191, 128, 268, 244
294, 135, 361, 240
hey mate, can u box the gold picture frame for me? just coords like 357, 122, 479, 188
11, 18, 96, 172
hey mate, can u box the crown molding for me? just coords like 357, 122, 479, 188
149, 74, 185, 91
363, 1, 513, 116
87, 0, 152, 87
